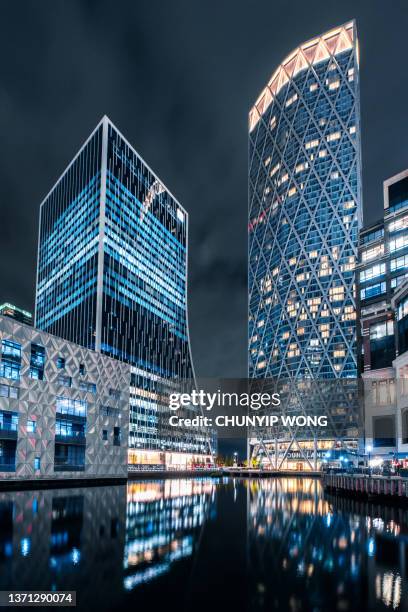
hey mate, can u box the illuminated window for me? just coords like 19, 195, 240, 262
264, 156, 271, 167
344, 200, 355, 209
318, 149, 327, 158
359, 263, 386, 283
370, 321, 393, 339
331, 171, 339, 180
391, 254, 408, 271
285, 93, 298, 107
388, 215, 408, 233
398, 296, 408, 321
349, 126, 356, 134
361, 244, 384, 262
309, 83, 318, 92
270, 162, 280, 177
327, 80, 340, 90
389, 234, 408, 253
295, 162, 309, 173
305, 139, 319, 150
288, 186, 297, 197
329, 286, 345, 301
327, 131, 341, 142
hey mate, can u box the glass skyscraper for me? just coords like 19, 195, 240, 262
248, 22, 363, 469
35, 116, 212, 465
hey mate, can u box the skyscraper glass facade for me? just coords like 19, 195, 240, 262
248, 22, 362, 468
36, 117, 211, 459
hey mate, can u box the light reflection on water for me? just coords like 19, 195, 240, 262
0, 478, 406, 611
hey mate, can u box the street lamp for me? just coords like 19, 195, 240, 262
233, 452, 238, 467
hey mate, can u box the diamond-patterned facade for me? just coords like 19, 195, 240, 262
0, 315, 130, 481
248, 22, 363, 464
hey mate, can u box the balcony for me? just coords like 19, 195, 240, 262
0, 463, 16, 472
0, 427, 17, 440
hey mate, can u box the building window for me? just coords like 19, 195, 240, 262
79, 381, 96, 394
56, 397, 87, 418
389, 234, 408, 253
27, 420, 36, 434
57, 357, 66, 369
361, 228, 384, 244
397, 296, 408, 354
391, 274, 408, 289
102, 430, 108, 441
113, 427, 121, 446
0, 383, 18, 399
100, 406, 121, 418
360, 282, 386, 300
34, 457, 40, 471
403, 411, 408, 444
359, 263, 386, 283
29, 344, 45, 380
373, 415, 396, 447
58, 375, 72, 388
109, 389, 121, 400
372, 380, 395, 405
369, 321, 395, 370
55, 418, 85, 440
388, 215, 408, 233
0, 410, 18, 432
0, 340, 21, 380
79, 364, 85, 376
398, 296, 408, 321
361, 244, 385, 262
54, 444, 85, 471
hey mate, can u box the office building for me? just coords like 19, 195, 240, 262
0, 314, 130, 481
248, 21, 362, 469
35, 116, 212, 468
358, 170, 408, 375
358, 170, 408, 462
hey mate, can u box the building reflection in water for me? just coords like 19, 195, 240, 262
0, 478, 407, 611
123, 479, 216, 590
248, 477, 408, 611
0, 479, 216, 610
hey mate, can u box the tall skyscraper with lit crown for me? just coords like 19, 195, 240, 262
248, 21, 363, 469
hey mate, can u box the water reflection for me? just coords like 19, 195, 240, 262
124, 480, 216, 591
0, 478, 407, 611
248, 478, 408, 611
0, 480, 216, 611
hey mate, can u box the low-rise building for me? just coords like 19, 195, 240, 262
0, 303, 33, 326
0, 315, 130, 482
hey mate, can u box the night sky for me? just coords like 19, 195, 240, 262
1, 0, 407, 379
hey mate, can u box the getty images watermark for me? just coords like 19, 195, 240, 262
167, 390, 328, 429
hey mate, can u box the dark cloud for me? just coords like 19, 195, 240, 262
0, 0, 407, 377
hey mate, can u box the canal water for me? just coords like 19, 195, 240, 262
0, 477, 406, 611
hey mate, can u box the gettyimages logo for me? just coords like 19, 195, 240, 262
167, 387, 328, 431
